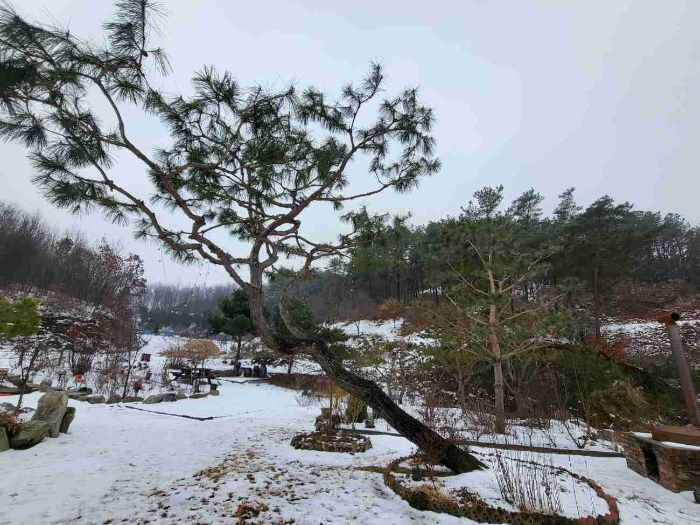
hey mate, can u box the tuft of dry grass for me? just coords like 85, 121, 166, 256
234, 501, 269, 522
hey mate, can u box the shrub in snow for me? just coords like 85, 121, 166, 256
493, 449, 562, 515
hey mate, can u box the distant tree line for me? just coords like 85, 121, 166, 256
277, 187, 700, 328
0, 201, 145, 312
139, 282, 235, 333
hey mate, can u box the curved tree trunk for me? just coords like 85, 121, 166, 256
235, 337, 242, 364
248, 281, 485, 473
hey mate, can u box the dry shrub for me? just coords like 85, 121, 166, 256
378, 297, 405, 321
461, 395, 507, 442
588, 335, 632, 365
163, 339, 221, 360
409, 485, 455, 512
234, 501, 268, 522
131, 376, 144, 396
400, 300, 433, 334
493, 450, 562, 515
344, 395, 367, 425
0, 411, 21, 436
268, 373, 332, 393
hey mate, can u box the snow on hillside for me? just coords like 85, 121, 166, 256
602, 317, 700, 362
329, 318, 437, 346
1, 382, 698, 524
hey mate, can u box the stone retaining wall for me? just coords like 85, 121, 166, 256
621, 433, 700, 492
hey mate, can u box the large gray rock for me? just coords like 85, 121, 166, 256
122, 396, 143, 403
209, 389, 220, 396
10, 420, 52, 449
162, 392, 177, 402
59, 407, 76, 434
31, 390, 68, 438
0, 402, 15, 414
143, 394, 164, 404
39, 379, 53, 392
67, 392, 88, 402
87, 395, 105, 404
0, 427, 8, 452
176, 393, 187, 401
5, 375, 23, 387
106, 395, 122, 404
189, 392, 208, 399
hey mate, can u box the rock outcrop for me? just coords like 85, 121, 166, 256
59, 407, 76, 434
31, 389, 68, 438
189, 392, 208, 399
10, 421, 52, 449
0, 427, 9, 452
162, 392, 177, 402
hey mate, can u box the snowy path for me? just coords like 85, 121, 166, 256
1, 382, 699, 524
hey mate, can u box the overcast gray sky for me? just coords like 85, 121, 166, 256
3, 0, 700, 286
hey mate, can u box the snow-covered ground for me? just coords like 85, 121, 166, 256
1, 381, 699, 525
329, 318, 437, 346
602, 317, 700, 363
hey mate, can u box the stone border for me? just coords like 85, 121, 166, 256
291, 430, 372, 453
382, 455, 619, 525
621, 432, 700, 492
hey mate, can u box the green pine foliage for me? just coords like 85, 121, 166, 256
0, 295, 40, 339
207, 289, 255, 341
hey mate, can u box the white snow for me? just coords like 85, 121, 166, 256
2, 382, 699, 525
329, 318, 437, 346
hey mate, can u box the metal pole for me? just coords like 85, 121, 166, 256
664, 318, 700, 428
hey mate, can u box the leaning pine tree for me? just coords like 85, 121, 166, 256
0, 1, 483, 471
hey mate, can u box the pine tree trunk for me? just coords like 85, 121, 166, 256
235, 337, 242, 363
490, 304, 506, 434
250, 281, 484, 473
456, 359, 467, 416
593, 256, 602, 338
486, 264, 506, 435
122, 359, 132, 399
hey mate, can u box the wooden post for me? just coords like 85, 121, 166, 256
658, 313, 700, 428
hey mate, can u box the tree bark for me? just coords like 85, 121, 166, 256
235, 337, 242, 364
490, 304, 506, 434
17, 346, 41, 410
250, 282, 485, 473
487, 265, 506, 435
122, 359, 132, 399
593, 256, 602, 338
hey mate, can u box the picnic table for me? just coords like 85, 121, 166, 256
170, 367, 216, 385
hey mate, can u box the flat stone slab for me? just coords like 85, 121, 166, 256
189, 393, 208, 399
652, 425, 700, 447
